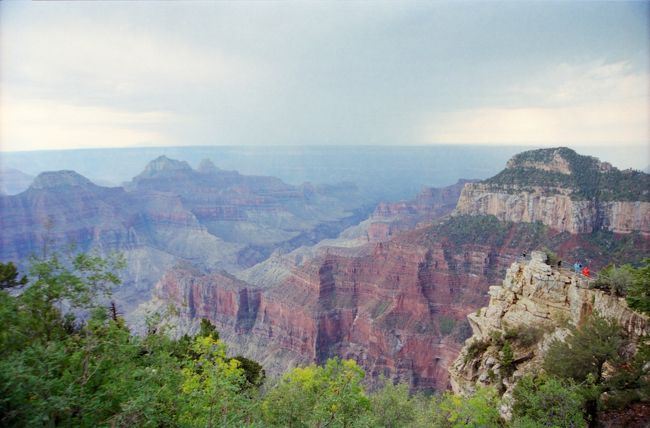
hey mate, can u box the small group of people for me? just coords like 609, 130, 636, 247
573, 262, 590, 277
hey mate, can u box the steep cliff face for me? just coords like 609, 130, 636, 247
449, 251, 649, 413
152, 218, 554, 390
456, 184, 650, 235
151, 216, 649, 390
455, 148, 650, 234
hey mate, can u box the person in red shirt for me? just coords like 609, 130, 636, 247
582, 266, 590, 277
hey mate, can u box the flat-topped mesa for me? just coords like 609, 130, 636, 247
30, 170, 96, 190
449, 250, 649, 405
454, 147, 650, 234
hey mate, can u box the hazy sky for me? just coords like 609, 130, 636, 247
1, 1, 648, 159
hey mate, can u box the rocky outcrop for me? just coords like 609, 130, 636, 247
449, 251, 649, 413
455, 148, 650, 234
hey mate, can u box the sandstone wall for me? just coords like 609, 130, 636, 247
455, 183, 650, 234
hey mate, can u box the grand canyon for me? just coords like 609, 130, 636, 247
3, 147, 648, 392
3, 3, 649, 425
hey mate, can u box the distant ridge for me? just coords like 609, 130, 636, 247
30, 170, 96, 190
197, 159, 219, 173
135, 155, 192, 178
0, 167, 34, 195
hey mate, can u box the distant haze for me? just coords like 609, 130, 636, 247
1, 2, 648, 168
1, 145, 646, 202
0, 145, 522, 201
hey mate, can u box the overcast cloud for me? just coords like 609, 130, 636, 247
1, 1, 648, 162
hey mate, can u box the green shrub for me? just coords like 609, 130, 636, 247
367, 379, 415, 428
512, 375, 587, 428
431, 386, 503, 428
627, 258, 650, 315
544, 314, 624, 384
261, 358, 370, 427
464, 339, 490, 363
504, 324, 547, 347
593, 264, 634, 296
500, 341, 514, 376
540, 247, 560, 266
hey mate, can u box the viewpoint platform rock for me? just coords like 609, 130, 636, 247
448, 251, 649, 417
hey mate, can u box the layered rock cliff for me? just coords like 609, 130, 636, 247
449, 251, 649, 415
455, 148, 650, 234
154, 242, 490, 389
152, 219, 589, 390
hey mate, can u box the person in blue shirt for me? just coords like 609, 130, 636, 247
573, 262, 582, 273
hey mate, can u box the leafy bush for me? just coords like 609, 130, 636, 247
500, 341, 514, 376
540, 247, 560, 267
431, 386, 503, 428
593, 264, 635, 296
626, 258, 650, 315
465, 339, 490, 363
512, 375, 587, 428
0, 261, 27, 289
366, 379, 415, 428
504, 324, 548, 347
261, 358, 369, 428
544, 314, 625, 384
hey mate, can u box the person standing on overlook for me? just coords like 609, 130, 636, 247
574, 262, 582, 273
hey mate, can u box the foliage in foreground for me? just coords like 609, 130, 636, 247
591, 259, 650, 315
0, 256, 646, 427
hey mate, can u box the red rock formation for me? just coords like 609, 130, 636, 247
154, 214, 650, 390
154, 222, 528, 390
151, 149, 650, 391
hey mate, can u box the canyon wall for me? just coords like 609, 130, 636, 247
455, 183, 650, 234
152, 225, 534, 390
455, 147, 650, 234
